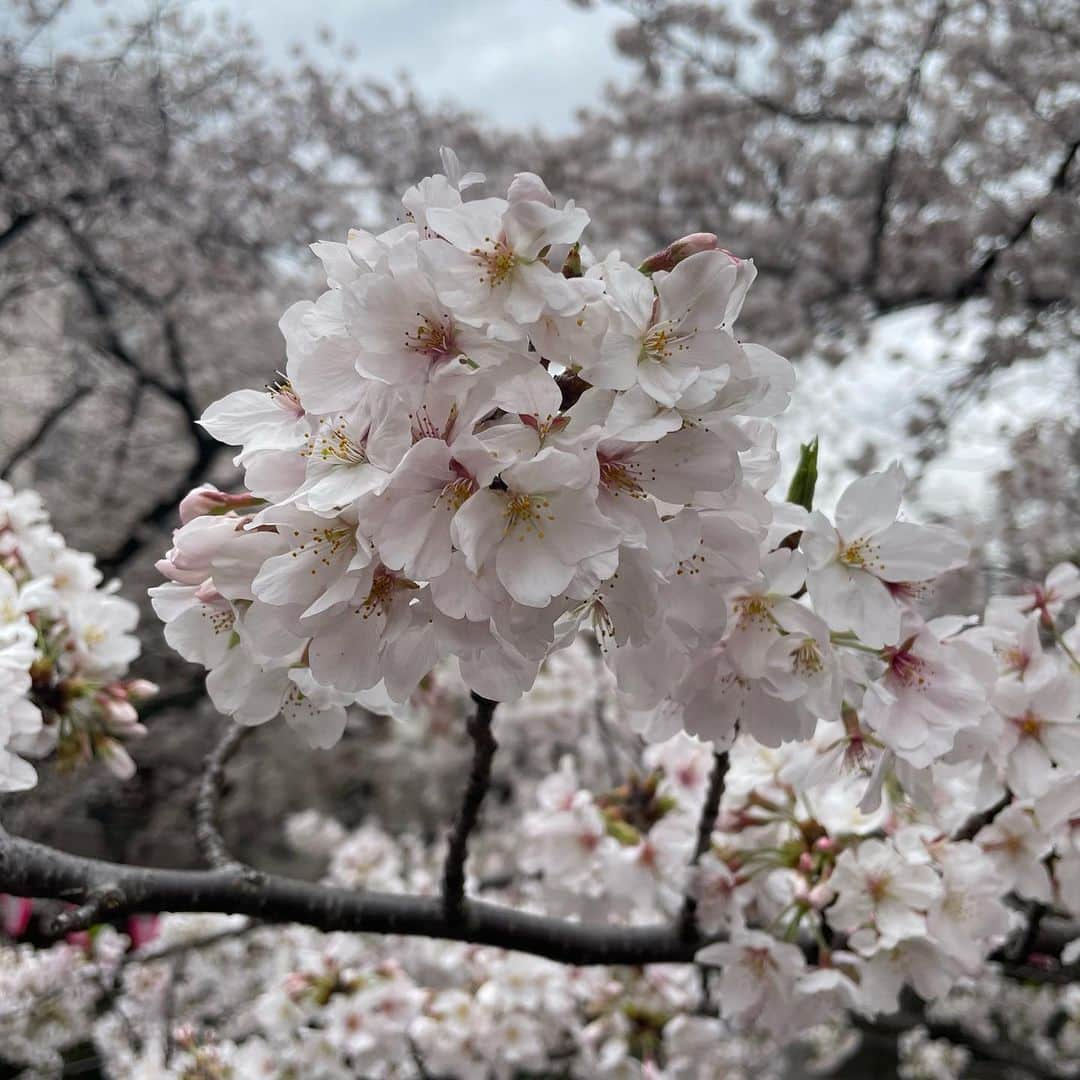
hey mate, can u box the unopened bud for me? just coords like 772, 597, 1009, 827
638, 232, 719, 275
100, 696, 140, 734
813, 836, 836, 853
194, 578, 224, 605
126, 913, 160, 950
125, 679, 159, 702
807, 883, 833, 910
96, 737, 136, 780
797, 852, 814, 873
1, 895, 33, 938
178, 484, 255, 524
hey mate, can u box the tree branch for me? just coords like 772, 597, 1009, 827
194, 724, 258, 878
864, 1, 948, 298
441, 694, 498, 923
678, 750, 729, 940
0, 825, 1075, 972
0, 379, 93, 480
0, 827, 706, 966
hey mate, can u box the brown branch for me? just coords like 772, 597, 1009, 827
0, 379, 93, 480
441, 694, 498, 923
194, 724, 259, 878
0, 827, 707, 966
678, 750, 729, 940
864, 1, 948, 298
953, 792, 1010, 842
47, 884, 124, 938
1, 825, 1076, 972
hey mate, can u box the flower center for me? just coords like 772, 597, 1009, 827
865, 872, 892, 903
884, 645, 929, 689
405, 313, 455, 359
793, 638, 824, 676
735, 594, 772, 627
839, 538, 881, 570
289, 526, 354, 567
267, 377, 304, 418
436, 476, 476, 513
1013, 709, 1044, 739
358, 570, 417, 620
311, 423, 368, 466
473, 238, 518, 288
503, 493, 554, 540
640, 320, 685, 365
599, 458, 644, 497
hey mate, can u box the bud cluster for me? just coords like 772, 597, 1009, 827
0, 481, 154, 788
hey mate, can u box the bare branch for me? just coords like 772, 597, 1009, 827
864, 1, 948, 298
677, 750, 729, 941
1, 824, 1076, 972
441, 693, 498, 923
953, 792, 1010, 842
47, 884, 124, 938
194, 724, 259, 878
0, 379, 93, 480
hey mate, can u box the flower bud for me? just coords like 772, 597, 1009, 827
125, 679, 159, 702
194, 578, 224, 605
100, 696, 139, 731
96, 737, 136, 780
178, 483, 254, 524
1, 894, 33, 938
126, 913, 161, 950
638, 232, 720, 274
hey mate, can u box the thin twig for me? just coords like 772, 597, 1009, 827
194, 724, 259, 879
678, 750, 730, 941
47, 884, 124, 937
441, 694, 498, 923
954, 792, 1010, 842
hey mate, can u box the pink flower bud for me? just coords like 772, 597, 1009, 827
194, 578, 224, 605
798, 852, 814, 873
813, 836, 836, 853
126, 913, 161, 950
101, 696, 139, 730
178, 484, 254, 524
638, 232, 720, 274
807, 883, 833, 910
1, 895, 33, 938
66, 929, 91, 952
125, 679, 159, 702
97, 738, 136, 780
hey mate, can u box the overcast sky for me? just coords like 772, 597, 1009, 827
7, 0, 635, 131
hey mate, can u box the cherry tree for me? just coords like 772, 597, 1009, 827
1, 151, 1078, 1078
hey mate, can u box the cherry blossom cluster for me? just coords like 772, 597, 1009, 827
0, 480, 155, 790
2, 617, 1079, 1075
151, 147, 798, 746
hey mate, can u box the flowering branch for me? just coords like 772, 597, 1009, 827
441, 694, 499, 922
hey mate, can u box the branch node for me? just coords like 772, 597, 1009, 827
48, 884, 124, 938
